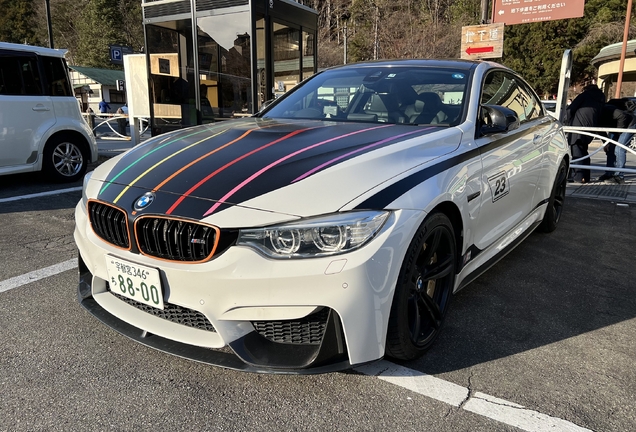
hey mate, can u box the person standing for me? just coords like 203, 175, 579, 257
565, 85, 606, 183
597, 102, 632, 182
613, 99, 636, 183
116, 106, 127, 136
98, 99, 110, 113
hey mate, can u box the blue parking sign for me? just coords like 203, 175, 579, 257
110, 46, 123, 64
110, 47, 122, 61
109, 45, 133, 65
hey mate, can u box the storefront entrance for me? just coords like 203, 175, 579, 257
142, 0, 317, 135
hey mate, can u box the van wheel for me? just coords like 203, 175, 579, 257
385, 212, 456, 360
43, 135, 88, 182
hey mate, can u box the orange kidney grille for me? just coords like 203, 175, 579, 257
88, 200, 131, 250
88, 200, 220, 262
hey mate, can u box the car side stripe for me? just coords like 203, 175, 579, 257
354, 124, 547, 210
354, 148, 481, 210
98, 124, 233, 195
291, 127, 436, 183
165, 126, 320, 215
111, 128, 231, 204
201, 124, 395, 216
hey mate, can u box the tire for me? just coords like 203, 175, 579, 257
539, 159, 567, 233
43, 135, 88, 183
386, 212, 457, 360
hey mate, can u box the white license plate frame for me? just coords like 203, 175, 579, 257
105, 256, 164, 310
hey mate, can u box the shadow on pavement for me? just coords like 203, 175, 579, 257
395, 197, 635, 374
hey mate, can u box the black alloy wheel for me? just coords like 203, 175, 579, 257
386, 212, 457, 360
539, 159, 567, 233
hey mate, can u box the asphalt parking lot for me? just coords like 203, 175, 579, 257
0, 167, 634, 431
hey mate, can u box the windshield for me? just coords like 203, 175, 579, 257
262, 66, 469, 126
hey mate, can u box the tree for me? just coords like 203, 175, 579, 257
502, 0, 634, 94
0, 0, 40, 45
30, 0, 144, 68
81, 0, 144, 67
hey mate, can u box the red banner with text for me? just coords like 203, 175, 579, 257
492, 0, 585, 25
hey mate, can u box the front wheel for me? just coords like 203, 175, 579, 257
386, 212, 457, 360
539, 159, 567, 233
43, 135, 88, 183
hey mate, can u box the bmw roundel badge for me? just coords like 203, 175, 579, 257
134, 192, 155, 211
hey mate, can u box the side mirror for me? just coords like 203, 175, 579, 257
480, 105, 520, 135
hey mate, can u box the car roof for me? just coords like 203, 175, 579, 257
327, 58, 487, 72
0, 42, 68, 58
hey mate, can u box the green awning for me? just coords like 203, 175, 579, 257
69, 65, 124, 86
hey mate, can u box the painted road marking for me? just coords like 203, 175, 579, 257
357, 359, 468, 406
463, 392, 591, 432
0, 259, 77, 293
0, 261, 592, 432
0, 187, 82, 203
356, 360, 591, 432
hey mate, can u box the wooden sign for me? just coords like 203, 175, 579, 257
461, 23, 504, 60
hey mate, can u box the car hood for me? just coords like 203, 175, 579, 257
91, 118, 461, 226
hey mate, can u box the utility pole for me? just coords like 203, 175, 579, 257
343, 22, 348, 64
615, 0, 633, 98
342, 11, 350, 65
45, 0, 54, 48
480, 0, 490, 24
373, 5, 379, 60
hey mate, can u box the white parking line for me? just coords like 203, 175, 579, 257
0, 260, 592, 432
0, 187, 82, 203
0, 259, 77, 293
356, 360, 592, 432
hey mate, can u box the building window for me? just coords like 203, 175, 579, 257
110, 90, 125, 104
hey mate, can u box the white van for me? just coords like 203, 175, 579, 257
0, 42, 97, 182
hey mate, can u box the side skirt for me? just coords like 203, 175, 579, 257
454, 206, 546, 293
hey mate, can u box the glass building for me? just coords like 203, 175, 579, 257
142, 0, 317, 135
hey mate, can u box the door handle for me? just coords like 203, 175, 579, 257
32, 105, 50, 112
533, 134, 542, 144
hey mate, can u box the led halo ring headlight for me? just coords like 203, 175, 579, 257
237, 211, 391, 259
269, 229, 302, 255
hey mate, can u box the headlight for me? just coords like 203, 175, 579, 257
237, 211, 390, 259
81, 171, 93, 209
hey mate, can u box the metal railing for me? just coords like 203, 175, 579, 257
81, 113, 149, 141
563, 125, 636, 176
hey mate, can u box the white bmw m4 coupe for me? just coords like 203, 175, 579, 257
74, 59, 569, 373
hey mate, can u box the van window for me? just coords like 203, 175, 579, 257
0, 55, 42, 96
42, 56, 72, 97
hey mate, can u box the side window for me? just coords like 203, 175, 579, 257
480, 70, 528, 122
42, 56, 72, 97
0, 54, 42, 96
518, 81, 543, 120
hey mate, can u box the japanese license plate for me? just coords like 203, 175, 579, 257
106, 256, 164, 310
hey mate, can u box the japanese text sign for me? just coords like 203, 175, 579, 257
492, 0, 585, 25
461, 23, 504, 60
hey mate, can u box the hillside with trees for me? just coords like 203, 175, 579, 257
0, 0, 633, 95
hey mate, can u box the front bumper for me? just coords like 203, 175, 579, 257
79, 257, 358, 374
74, 201, 424, 373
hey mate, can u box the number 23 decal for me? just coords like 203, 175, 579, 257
487, 171, 509, 202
